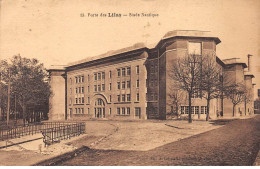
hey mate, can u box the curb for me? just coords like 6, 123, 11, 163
33, 146, 90, 166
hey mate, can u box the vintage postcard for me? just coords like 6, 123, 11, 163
0, 0, 260, 166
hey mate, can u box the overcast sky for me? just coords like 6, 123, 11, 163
1, 0, 260, 95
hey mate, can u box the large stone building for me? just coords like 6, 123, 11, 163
48, 30, 255, 121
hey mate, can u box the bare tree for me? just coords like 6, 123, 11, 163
243, 88, 253, 116
167, 89, 184, 118
200, 54, 223, 121
169, 53, 201, 123
226, 83, 246, 117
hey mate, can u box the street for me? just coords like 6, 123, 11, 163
41, 115, 260, 166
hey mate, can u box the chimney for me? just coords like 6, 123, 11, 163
247, 54, 253, 72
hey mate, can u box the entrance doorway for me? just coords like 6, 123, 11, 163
94, 98, 105, 118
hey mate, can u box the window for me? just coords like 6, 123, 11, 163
181, 106, 184, 114
191, 106, 195, 114
122, 107, 125, 115
195, 106, 199, 114
94, 85, 97, 92
81, 108, 84, 114
78, 108, 81, 114
82, 87, 84, 93
127, 67, 131, 75
82, 97, 84, 103
102, 72, 105, 79
122, 81, 125, 89
117, 69, 121, 77
88, 97, 90, 103
185, 106, 189, 114
78, 87, 81, 93
136, 65, 139, 74
88, 108, 90, 114
154, 79, 158, 86
75, 108, 77, 114
188, 42, 202, 55
135, 107, 141, 117
151, 63, 154, 73
127, 107, 130, 115
109, 83, 112, 90
79, 98, 81, 104
127, 94, 131, 101
151, 94, 154, 101
98, 85, 101, 91
70, 88, 72, 94
79, 76, 81, 83
117, 82, 121, 89
75, 98, 78, 104
154, 93, 158, 100
151, 79, 154, 87
109, 108, 111, 115
98, 73, 101, 80
75, 88, 78, 93
154, 62, 158, 72
109, 71, 112, 78
201, 106, 204, 114
88, 75, 90, 81
117, 95, 120, 102
137, 93, 139, 101
122, 68, 126, 76
102, 84, 105, 91
94, 73, 97, 81
122, 94, 125, 102
109, 95, 112, 102
75, 77, 78, 83
127, 81, 131, 88
117, 108, 120, 115
136, 80, 139, 88
88, 86, 90, 92
82, 76, 84, 82
69, 98, 72, 105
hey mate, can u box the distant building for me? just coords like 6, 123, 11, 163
48, 30, 255, 120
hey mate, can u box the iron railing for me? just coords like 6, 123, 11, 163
0, 122, 85, 142
41, 122, 85, 146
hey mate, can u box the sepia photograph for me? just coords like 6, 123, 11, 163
0, 0, 260, 166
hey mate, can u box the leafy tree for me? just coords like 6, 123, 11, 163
0, 55, 51, 125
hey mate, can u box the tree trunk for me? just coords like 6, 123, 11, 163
206, 98, 210, 121
22, 102, 26, 126
244, 100, 247, 116
232, 104, 235, 117
188, 92, 192, 123
7, 79, 10, 125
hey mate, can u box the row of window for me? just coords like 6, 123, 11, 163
117, 94, 132, 102
117, 107, 131, 115
117, 81, 132, 89
180, 106, 208, 114
70, 107, 141, 117
75, 76, 84, 84
150, 61, 158, 73
117, 67, 131, 77
94, 72, 105, 81
94, 84, 105, 92
74, 97, 90, 104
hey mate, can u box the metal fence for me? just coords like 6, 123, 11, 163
0, 122, 86, 143
41, 122, 85, 146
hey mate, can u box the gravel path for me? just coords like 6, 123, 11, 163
57, 115, 260, 166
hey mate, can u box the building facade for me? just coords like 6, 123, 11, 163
48, 30, 255, 121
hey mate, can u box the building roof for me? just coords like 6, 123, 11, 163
222, 58, 247, 68
244, 71, 255, 78
66, 43, 148, 68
